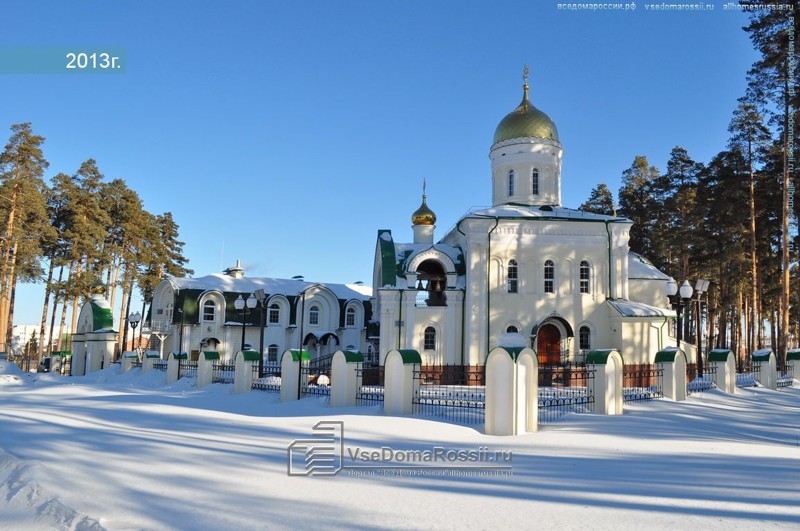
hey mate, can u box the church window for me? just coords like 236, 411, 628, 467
506, 325, 518, 333
268, 344, 279, 362
202, 300, 216, 322
544, 260, 555, 293
508, 169, 515, 196
507, 259, 518, 293
424, 326, 436, 350
309, 305, 320, 325
165, 302, 173, 323
531, 168, 540, 195
579, 326, 591, 351
346, 307, 356, 327
268, 303, 280, 324
579, 261, 590, 293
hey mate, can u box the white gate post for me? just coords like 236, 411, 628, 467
280, 349, 308, 402
331, 350, 363, 407
384, 349, 421, 416
751, 349, 777, 390
485, 347, 538, 435
234, 349, 259, 394
197, 351, 218, 387
655, 348, 687, 401
707, 349, 735, 393
587, 349, 624, 415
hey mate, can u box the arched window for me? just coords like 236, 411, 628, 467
203, 300, 216, 322
579, 261, 590, 294
424, 326, 436, 350
508, 169, 515, 196
506, 325, 518, 333
165, 302, 173, 324
268, 303, 280, 324
531, 168, 540, 195
579, 326, 591, 351
267, 344, 279, 362
507, 259, 518, 293
544, 260, 555, 293
346, 307, 356, 327
309, 305, 320, 325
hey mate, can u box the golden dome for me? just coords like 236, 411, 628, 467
411, 195, 436, 226
493, 83, 559, 145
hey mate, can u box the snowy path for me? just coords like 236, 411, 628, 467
1, 361, 799, 530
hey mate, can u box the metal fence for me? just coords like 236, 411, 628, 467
412, 365, 485, 425
736, 365, 758, 388
300, 354, 333, 399
153, 360, 168, 372
356, 364, 384, 406
777, 364, 794, 388
686, 363, 715, 394
622, 363, 663, 403
251, 363, 280, 393
538, 362, 595, 423
178, 360, 197, 379
212, 363, 235, 383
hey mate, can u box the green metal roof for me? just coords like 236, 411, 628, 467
586, 349, 621, 365
377, 230, 397, 287
654, 349, 686, 364
708, 349, 733, 362
241, 349, 260, 362
395, 349, 422, 364
341, 351, 364, 363
202, 351, 220, 360
288, 349, 311, 362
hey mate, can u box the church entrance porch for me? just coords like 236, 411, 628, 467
536, 324, 561, 365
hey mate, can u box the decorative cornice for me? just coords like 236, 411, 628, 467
491, 136, 562, 150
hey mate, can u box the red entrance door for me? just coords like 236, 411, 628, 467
537, 324, 561, 365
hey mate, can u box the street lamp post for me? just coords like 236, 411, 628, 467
234, 294, 258, 353
666, 277, 695, 370
129, 311, 142, 354
254, 289, 267, 378
694, 279, 710, 378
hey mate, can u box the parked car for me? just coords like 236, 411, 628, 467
38, 357, 51, 373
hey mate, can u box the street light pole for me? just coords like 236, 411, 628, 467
254, 289, 267, 378
694, 279, 710, 378
234, 294, 258, 353
129, 311, 142, 354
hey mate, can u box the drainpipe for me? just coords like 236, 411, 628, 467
486, 218, 500, 360
396, 289, 404, 350
604, 221, 613, 299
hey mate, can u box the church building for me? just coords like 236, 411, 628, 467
372, 71, 675, 366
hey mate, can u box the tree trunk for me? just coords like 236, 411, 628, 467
39, 258, 55, 358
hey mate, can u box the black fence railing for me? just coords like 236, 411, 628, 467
622, 363, 663, 403
131, 359, 142, 369
412, 365, 485, 425
178, 360, 197, 380
212, 363, 235, 384
300, 354, 333, 398
251, 363, 280, 393
686, 363, 715, 394
260, 361, 282, 377
736, 365, 758, 388
777, 364, 794, 388
356, 364, 384, 406
538, 362, 595, 424
153, 360, 168, 372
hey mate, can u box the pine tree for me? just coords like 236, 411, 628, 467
579, 184, 615, 216
618, 156, 663, 268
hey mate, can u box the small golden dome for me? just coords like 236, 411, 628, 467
412, 195, 436, 226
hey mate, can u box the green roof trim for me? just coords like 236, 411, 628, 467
122, 352, 138, 358
241, 349, 260, 362
708, 349, 733, 362
751, 349, 773, 360
52, 351, 72, 358
171, 352, 188, 360
377, 230, 397, 287
89, 301, 114, 332
654, 349, 686, 363
145, 352, 160, 359
586, 349, 621, 365
395, 349, 422, 364
341, 351, 364, 363
494, 346, 527, 360
202, 351, 220, 360
787, 350, 800, 361
288, 349, 311, 362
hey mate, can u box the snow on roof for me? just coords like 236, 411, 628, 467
167, 274, 372, 301
607, 299, 675, 318
628, 252, 671, 280
497, 332, 528, 349
462, 204, 631, 222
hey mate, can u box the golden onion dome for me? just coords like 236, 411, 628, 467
493, 83, 559, 145
411, 195, 436, 226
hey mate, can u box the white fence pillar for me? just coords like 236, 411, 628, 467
485, 347, 538, 435
121, 351, 138, 373
234, 349, 259, 394
788, 350, 800, 384
331, 350, 363, 407
384, 349, 421, 416
587, 349, 624, 415
197, 351, 219, 387
708, 349, 735, 393
142, 351, 159, 373
50, 352, 63, 375
167, 352, 186, 384
655, 348, 687, 401
751, 349, 777, 390
280, 350, 309, 402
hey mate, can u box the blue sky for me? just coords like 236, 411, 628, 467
2, 1, 759, 326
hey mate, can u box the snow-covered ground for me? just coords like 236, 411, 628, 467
1, 360, 799, 530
